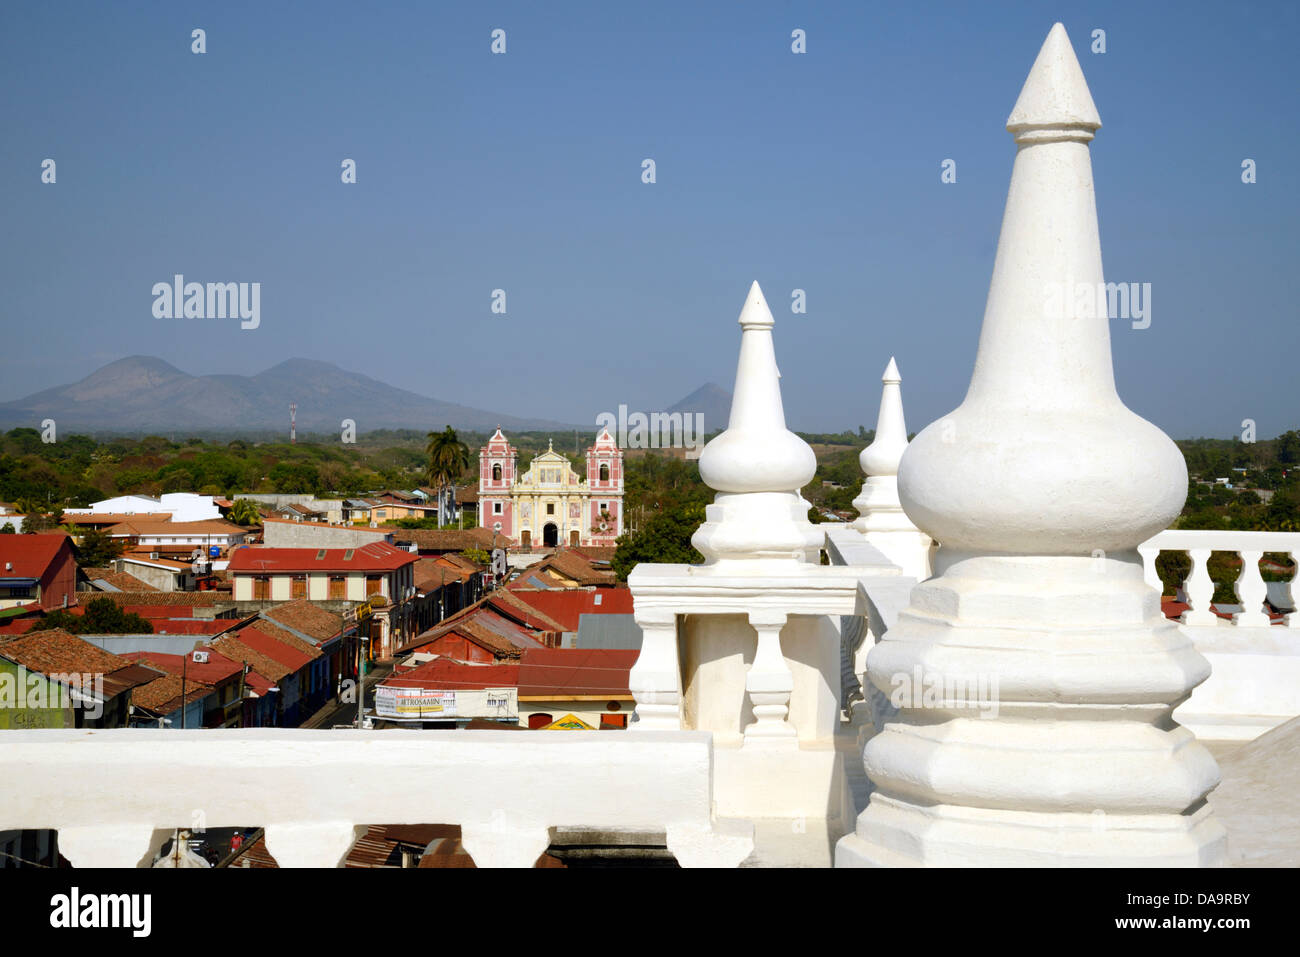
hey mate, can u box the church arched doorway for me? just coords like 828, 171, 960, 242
543, 523, 558, 547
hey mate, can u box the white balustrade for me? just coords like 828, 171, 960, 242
1139, 529, 1299, 628
0, 729, 753, 868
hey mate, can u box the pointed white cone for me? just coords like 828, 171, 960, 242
1006, 22, 1101, 136
859, 357, 907, 479
839, 24, 1224, 869
697, 281, 815, 495
897, 21, 1184, 554
692, 282, 820, 564
851, 359, 931, 577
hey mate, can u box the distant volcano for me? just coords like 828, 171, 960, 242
665, 383, 732, 433
0, 356, 574, 435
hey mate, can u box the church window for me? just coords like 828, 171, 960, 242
600, 464, 609, 481
492, 463, 502, 481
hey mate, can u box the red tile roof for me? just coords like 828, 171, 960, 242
515, 549, 616, 586
395, 528, 497, 552
0, 628, 130, 676
569, 545, 616, 563
259, 600, 346, 645
210, 634, 293, 684
63, 512, 174, 526
231, 624, 317, 670
413, 558, 475, 592
0, 535, 73, 579
106, 519, 248, 537
92, 591, 222, 607
83, 567, 160, 592
0, 629, 165, 699
130, 674, 214, 715
399, 605, 544, 659
227, 541, 417, 574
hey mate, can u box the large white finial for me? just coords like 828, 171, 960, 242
897, 22, 1184, 554
692, 281, 820, 564
839, 23, 1222, 869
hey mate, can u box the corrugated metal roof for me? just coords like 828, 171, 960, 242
574, 614, 643, 649
508, 588, 635, 632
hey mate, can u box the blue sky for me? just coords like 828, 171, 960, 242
2, 0, 1296, 438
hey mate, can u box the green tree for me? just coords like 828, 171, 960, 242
226, 498, 263, 526
1276, 430, 1300, 465
425, 426, 470, 524
611, 502, 706, 581
0, 522, 14, 534
75, 529, 125, 567
31, 597, 153, 635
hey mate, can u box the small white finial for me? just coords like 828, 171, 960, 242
699, 282, 814, 492
692, 281, 820, 564
852, 358, 931, 579
737, 280, 774, 330
860, 358, 907, 479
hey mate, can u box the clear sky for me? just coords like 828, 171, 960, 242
2, 0, 1296, 438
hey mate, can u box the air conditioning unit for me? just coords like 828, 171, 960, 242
192, 650, 210, 664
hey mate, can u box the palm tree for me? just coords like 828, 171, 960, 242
227, 498, 263, 526
12, 497, 41, 517
425, 426, 470, 526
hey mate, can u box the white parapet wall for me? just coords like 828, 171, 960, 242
0, 729, 753, 868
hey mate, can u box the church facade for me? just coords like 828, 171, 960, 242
478, 429, 624, 548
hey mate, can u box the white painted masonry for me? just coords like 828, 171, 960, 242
837, 23, 1225, 867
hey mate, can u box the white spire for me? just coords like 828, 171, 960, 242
897, 21, 1184, 554
692, 281, 821, 564
858, 357, 906, 480
839, 24, 1223, 868
851, 358, 931, 578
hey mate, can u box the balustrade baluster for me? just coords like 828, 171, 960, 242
1182, 548, 1219, 626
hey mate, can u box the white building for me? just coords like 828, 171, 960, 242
67, 493, 222, 523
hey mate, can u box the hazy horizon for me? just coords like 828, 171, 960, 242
4, 1, 1297, 439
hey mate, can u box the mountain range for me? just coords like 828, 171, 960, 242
0, 356, 732, 438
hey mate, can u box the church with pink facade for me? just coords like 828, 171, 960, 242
477, 428, 624, 547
